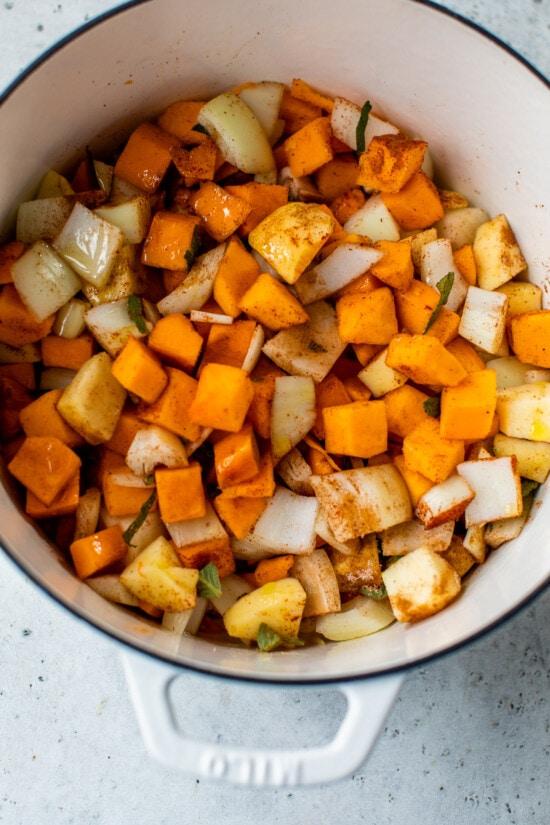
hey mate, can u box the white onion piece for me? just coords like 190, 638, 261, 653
330, 97, 399, 151
11, 241, 81, 321
278, 166, 321, 203
245, 486, 319, 555
277, 448, 313, 495
53, 201, 124, 288
95, 196, 151, 244
93, 160, 114, 196
85, 298, 149, 357
184, 597, 208, 635
165, 503, 227, 548
231, 536, 273, 562
241, 324, 265, 373
314, 507, 360, 555
74, 487, 101, 540
239, 82, 285, 140
16, 197, 73, 244
39, 367, 76, 390
87, 575, 139, 607
316, 595, 395, 641
126, 426, 188, 476
162, 609, 193, 635
110, 175, 143, 204
189, 310, 234, 325
35, 170, 74, 199
271, 375, 316, 461
295, 244, 382, 304
157, 244, 226, 316
420, 238, 467, 312
344, 194, 400, 241
209, 575, 253, 616
54, 298, 89, 339
101, 508, 165, 564
198, 92, 275, 175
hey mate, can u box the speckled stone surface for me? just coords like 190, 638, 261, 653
0, 2, 549, 823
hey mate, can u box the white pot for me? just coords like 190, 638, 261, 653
0, 0, 549, 787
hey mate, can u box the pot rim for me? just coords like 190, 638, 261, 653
0, 0, 548, 685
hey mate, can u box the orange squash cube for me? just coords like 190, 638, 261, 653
382, 172, 444, 230
105, 410, 146, 455
8, 435, 81, 505
371, 240, 414, 290
191, 182, 251, 242
214, 425, 260, 489
0, 240, 25, 285
190, 363, 254, 432
426, 307, 460, 345
213, 237, 261, 317
0, 362, 35, 390
254, 554, 295, 586
323, 400, 388, 458
393, 454, 433, 505
395, 278, 440, 334
386, 334, 467, 387
246, 358, 285, 439
384, 385, 430, 439
102, 474, 154, 517
329, 188, 366, 225
239, 273, 309, 330
358, 135, 427, 193
403, 419, 464, 483
453, 244, 477, 285
112, 337, 167, 404
280, 90, 322, 133
338, 271, 383, 298
284, 117, 334, 177
352, 343, 381, 366
218, 451, 275, 499
315, 155, 359, 200
70, 525, 127, 579
290, 78, 334, 111
213, 494, 268, 539
141, 211, 201, 271
155, 463, 206, 523
0, 375, 32, 439
342, 375, 372, 402
41, 334, 94, 370
139, 366, 201, 441
148, 314, 203, 372
114, 123, 178, 193
201, 320, 256, 370
172, 140, 218, 182
440, 369, 497, 440
336, 287, 398, 344
313, 374, 351, 439
445, 337, 486, 374
0, 284, 54, 346
157, 100, 204, 142
19, 389, 83, 448
224, 183, 288, 236
26, 470, 80, 519
510, 311, 550, 367
176, 536, 235, 579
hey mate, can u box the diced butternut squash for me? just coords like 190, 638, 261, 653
103, 474, 153, 517
290, 78, 334, 111
189, 363, 254, 432
148, 313, 203, 372
0, 284, 54, 346
339, 272, 383, 299
254, 554, 295, 586
453, 244, 477, 285
217, 450, 275, 499
70, 525, 127, 579
157, 100, 204, 142
112, 337, 167, 404
371, 240, 414, 290
213, 237, 261, 317
105, 410, 146, 455
0, 241, 25, 284
201, 319, 256, 369
403, 419, 464, 483
393, 454, 433, 505
0, 375, 32, 438
342, 375, 372, 402
358, 135, 427, 193
176, 536, 235, 579
172, 140, 218, 182
284, 117, 334, 177
0, 363, 35, 392
191, 182, 251, 241
141, 212, 201, 270
156, 463, 206, 523
446, 337, 485, 373
239, 273, 309, 330
336, 287, 397, 344
440, 369, 497, 440
313, 373, 351, 439
395, 278, 439, 334
41, 334, 94, 370
280, 90, 322, 133
247, 357, 285, 439
384, 385, 430, 439
510, 311, 550, 368
323, 400, 388, 458
330, 188, 366, 225
26, 471, 80, 519
314, 155, 359, 200
224, 183, 288, 235
382, 172, 444, 230
426, 307, 460, 345
386, 334, 467, 387
214, 425, 260, 489
114, 123, 178, 193
139, 367, 201, 441
19, 389, 83, 448
214, 494, 268, 539
8, 435, 81, 505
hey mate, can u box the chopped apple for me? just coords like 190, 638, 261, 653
486, 356, 531, 390
496, 382, 550, 441
463, 524, 486, 564
493, 434, 550, 483
381, 519, 454, 556
435, 206, 488, 249
496, 281, 542, 318
165, 502, 227, 548
415, 474, 474, 528
457, 457, 522, 527
316, 595, 395, 641
343, 194, 400, 241
120, 536, 199, 612
292, 548, 341, 617
382, 546, 461, 622
271, 375, 316, 461
87, 574, 139, 606
458, 286, 508, 354
223, 577, 306, 640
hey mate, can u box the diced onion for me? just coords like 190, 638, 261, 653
54, 298, 89, 339
157, 244, 226, 316
189, 310, 234, 325
53, 201, 124, 288
11, 241, 81, 321
16, 197, 73, 244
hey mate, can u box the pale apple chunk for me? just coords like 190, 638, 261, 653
271, 375, 316, 461
292, 548, 341, 617
314, 507, 360, 555
435, 207, 488, 249
463, 524, 487, 564
473, 214, 526, 290
496, 382, 550, 441
416, 475, 474, 528
382, 547, 461, 622
382, 519, 455, 556
496, 281, 542, 318
120, 536, 198, 612
457, 457, 522, 527
343, 194, 400, 241
358, 347, 408, 397
102, 508, 165, 564
237, 82, 285, 141
223, 577, 306, 640
493, 434, 550, 483
486, 356, 531, 390
484, 513, 528, 549
316, 595, 395, 641
458, 286, 508, 354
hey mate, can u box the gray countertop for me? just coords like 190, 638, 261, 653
1, 2, 549, 823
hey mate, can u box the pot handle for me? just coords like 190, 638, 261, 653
122, 650, 404, 786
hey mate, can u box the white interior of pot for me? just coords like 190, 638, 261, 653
0, 0, 549, 682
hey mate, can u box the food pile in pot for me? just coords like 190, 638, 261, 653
1, 78, 548, 651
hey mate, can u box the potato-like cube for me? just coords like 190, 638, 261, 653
155, 464, 206, 523
496, 281, 542, 318
57, 352, 126, 444
395, 278, 439, 334
384, 385, 429, 438
249, 202, 334, 284
292, 548, 341, 617
473, 214, 526, 290
382, 519, 454, 556
457, 457, 522, 527
436, 207, 488, 250
336, 287, 397, 344
139, 367, 201, 441
189, 363, 253, 433
386, 334, 467, 387
223, 577, 306, 640
458, 286, 508, 355
510, 311, 550, 368
403, 419, 464, 483
484, 513, 527, 549
310, 464, 412, 542
358, 347, 408, 398
214, 425, 260, 489
440, 369, 497, 439
493, 434, 550, 483
343, 193, 400, 241
441, 536, 476, 577
239, 273, 309, 330
120, 536, 199, 612
111, 337, 167, 404
141, 211, 201, 270
393, 455, 433, 505
463, 524, 486, 564
331, 535, 382, 592
426, 307, 460, 346
382, 546, 461, 622
496, 382, 550, 442
357, 135, 427, 193
416, 474, 474, 528
323, 400, 387, 458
